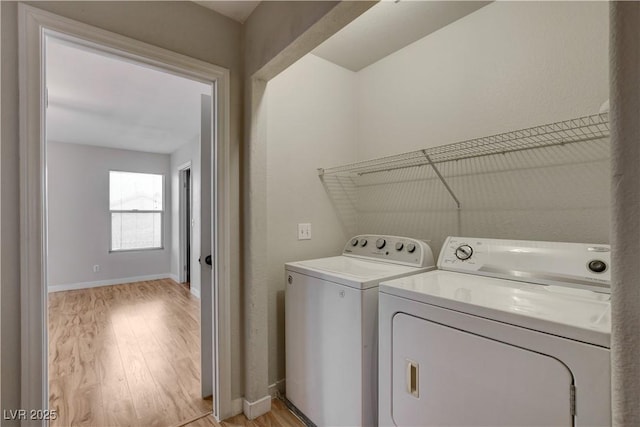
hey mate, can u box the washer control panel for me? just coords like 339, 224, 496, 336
438, 236, 611, 293
343, 235, 435, 268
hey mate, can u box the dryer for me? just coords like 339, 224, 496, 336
379, 236, 611, 427
285, 235, 435, 427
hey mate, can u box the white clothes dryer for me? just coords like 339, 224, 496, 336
379, 236, 611, 427
285, 235, 435, 427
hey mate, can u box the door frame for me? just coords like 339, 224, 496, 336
178, 162, 192, 285
18, 4, 233, 421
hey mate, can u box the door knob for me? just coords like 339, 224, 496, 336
205, 255, 212, 266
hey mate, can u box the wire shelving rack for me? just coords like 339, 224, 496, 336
318, 113, 609, 177
318, 113, 610, 209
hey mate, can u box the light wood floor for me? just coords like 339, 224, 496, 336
49, 279, 304, 427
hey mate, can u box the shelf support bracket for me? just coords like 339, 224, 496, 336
422, 150, 461, 209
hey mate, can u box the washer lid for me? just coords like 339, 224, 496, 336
286, 256, 431, 289
380, 270, 611, 347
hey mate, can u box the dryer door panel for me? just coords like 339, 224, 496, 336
392, 313, 573, 426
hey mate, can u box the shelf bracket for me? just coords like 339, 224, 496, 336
422, 150, 461, 209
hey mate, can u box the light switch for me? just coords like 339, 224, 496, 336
298, 223, 311, 240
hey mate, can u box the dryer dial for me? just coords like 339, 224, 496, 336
376, 238, 386, 249
455, 244, 473, 260
407, 243, 416, 253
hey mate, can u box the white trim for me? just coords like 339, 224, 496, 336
190, 287, 201, 299
19, 4, 233, 422
243, 395, 272, 420
268, 379, 286, 398
48, 274, 175, 293
168, 273, 181, 284
178, 160, 192, 172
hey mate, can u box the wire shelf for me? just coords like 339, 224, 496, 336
318, 113, 609, 177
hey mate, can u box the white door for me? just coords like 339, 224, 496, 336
392, 313, 574, 426
200, 93, 214, 399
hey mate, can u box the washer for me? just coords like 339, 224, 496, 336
285, 235, 435, 427
379, 236, 611, 427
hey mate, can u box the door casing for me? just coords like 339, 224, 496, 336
18, 4, 233, 422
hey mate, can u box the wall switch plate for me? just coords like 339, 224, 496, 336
298, 223, 311, 240
93, 264, 100, 273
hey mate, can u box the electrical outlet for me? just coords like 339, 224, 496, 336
93, 264, 100, 273
298, 223, 311, 240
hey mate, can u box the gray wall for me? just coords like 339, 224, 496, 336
47, 142, 172, 288
1, 0, 244, 413
170, 137, 201, 297
265, 54, 358, 385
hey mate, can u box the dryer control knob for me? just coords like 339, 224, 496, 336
351, 238, 359, 246
376, 238, 386, 249
588, 260, 607, 273
407, 243, 416, 253
360, 239, 368, 247
395, 242, 404, 251
455, 244, 473, 260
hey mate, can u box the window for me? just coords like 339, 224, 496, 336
109, 171, 164, 251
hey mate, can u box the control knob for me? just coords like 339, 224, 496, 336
376, 238, 386, 249
360, 239, 368, 247
588, 260, 607, 273
351, 238, 359, 246
455, 244, 473, 260
395, 242, 404, 251
407, 243, 416, 253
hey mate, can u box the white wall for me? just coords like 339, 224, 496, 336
354, 1, 610, 257
266, 1, 610, 386
265, 53, 358, 385
170, 137, 201, 297
46, 142, 172, 289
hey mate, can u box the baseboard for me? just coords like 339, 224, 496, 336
190, 287, 201, 299
48, 273, 174, 293
268, 379, 286, 398
168, 273, 180, 283
231, 398, 244, 417
243, 395, 271, 420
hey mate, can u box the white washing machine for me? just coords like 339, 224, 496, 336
285, 235, 435, 427
379, 236, 611, 427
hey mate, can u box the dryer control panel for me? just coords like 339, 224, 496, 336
438, 236, 611, 293
343, 235, 435, 268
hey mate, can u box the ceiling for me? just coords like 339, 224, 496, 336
312, 1, 491, 72
194, 1, 261, 23
46, 37, 211, 154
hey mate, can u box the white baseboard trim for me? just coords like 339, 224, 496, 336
48, 273, 174, 293
268, 379, 285, 398
231, 398, 244, 417
190, 287, 201, 299
168, 273, 180, 283
243, 395, 271, 420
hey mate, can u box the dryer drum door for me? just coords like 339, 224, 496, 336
392, 313, 574, 426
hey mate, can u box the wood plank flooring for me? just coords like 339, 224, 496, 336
49, 279, 305, 427
49, 279, 210, 427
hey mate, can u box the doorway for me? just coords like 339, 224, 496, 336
180, 166, 193, 286
19, 4, 233, 422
